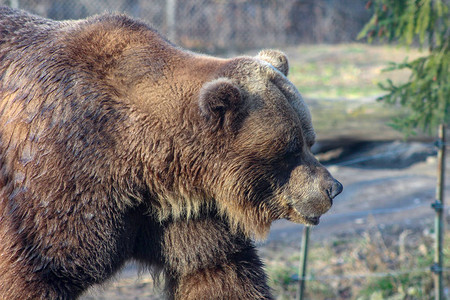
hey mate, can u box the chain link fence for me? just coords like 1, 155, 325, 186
1, 0, 371, 54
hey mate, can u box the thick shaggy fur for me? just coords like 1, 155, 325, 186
0, 7, 342, 299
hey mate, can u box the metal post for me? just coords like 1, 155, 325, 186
297, 226, 310, 300
431, 123, 445, 300
9, 0, 19, 9
166, 0, 177, 43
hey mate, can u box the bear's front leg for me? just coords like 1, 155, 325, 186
161, 216, 273, 300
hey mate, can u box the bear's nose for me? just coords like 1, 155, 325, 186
329, 179, 343, 200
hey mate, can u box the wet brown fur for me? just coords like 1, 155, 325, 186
0, 7, 341, 299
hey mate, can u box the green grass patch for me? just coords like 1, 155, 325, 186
276, 44, 430, 140
286, 44, 425, 100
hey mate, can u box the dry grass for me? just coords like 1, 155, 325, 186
261, 222, 449, 300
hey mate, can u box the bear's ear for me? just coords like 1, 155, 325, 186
257, 49, 289, 76
198, 78, 242, 132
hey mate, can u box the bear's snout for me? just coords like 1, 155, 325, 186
283, 162, 343, 226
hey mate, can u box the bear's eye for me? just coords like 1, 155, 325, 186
275, 136, 302, 167
283, 148, 301, 164
284, 136, 302, 156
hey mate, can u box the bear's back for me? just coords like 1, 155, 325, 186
0, 6, 57, 49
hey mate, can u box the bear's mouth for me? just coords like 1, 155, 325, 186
302, 215, 320, 225
286, 210, 321, 225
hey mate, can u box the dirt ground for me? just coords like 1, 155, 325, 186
80, 141, 450, 299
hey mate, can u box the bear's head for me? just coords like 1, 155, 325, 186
195, 50, 343, 239
105, 28, 342, 239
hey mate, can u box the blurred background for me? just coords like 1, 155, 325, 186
1, 0, 448, 299
2, 0, 370, 53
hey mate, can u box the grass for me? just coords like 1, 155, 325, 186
303, 98, 409, 141
280, 44, 429, 141
286, 44, 425, 100
263, 226, 449, 299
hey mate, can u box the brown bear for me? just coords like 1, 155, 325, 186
0, 6, 342, 300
